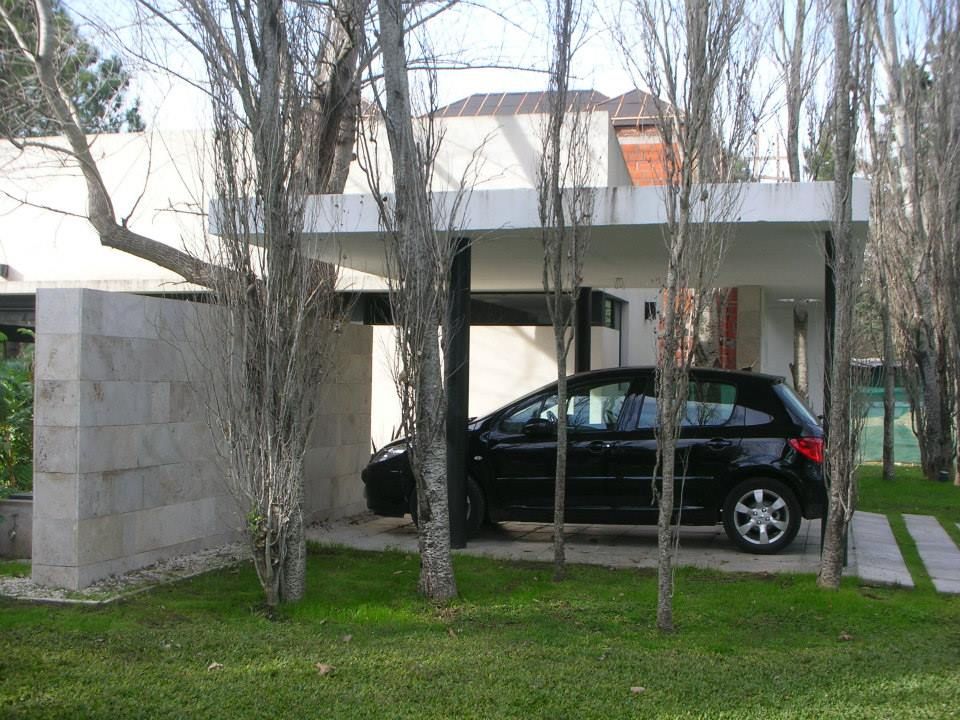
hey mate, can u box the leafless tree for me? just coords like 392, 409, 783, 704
862, 59, 897, 480
621, 0, 763, 631
365, 0, 480, 602
536, 0, 594, 582
869, 0, 957, 484
1, 0, 368, 605
768, 0, 829, 401
770, 0, 829, 182
817, 0, 869, 590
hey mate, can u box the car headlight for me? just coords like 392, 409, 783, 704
371, 443, 406, 463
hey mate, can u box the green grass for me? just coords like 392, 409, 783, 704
1, 545, 959, 719
0, 560, 29, 578
858, 464, 960, 523
858, 463, 960, 549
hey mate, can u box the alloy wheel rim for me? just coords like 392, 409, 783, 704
732, 488, 790, 546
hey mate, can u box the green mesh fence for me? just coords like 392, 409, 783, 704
857, 386, 921, 464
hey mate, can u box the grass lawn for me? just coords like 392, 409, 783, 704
2, 542, 959, 719
1, 464, 958, 719
858, 464, 960, 525
857, 463, 960, 587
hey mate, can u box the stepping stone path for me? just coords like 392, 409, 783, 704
850, 511, 914, 588
904, 514, 960, 594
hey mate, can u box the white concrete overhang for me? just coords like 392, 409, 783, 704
288, 180, 869, 299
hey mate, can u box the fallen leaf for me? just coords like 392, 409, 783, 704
207, 662, 224, 672
393, 570, 404, 575
341, 634, 352, 643
315, 663, 335, 676
630, 686, 645, 694
838, 631, 854, 642
447, 628, 457, 639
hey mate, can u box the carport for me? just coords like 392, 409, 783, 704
298, 180, 870, 547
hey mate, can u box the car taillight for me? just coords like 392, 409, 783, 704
789, 437, 823, 464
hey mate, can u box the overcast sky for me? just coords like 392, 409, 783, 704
71, 0, 634, 130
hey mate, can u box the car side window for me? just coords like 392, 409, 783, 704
683, 380, 736, 427
497, 396, 545, 434
631, 379, 736, 429
499, 381, 631, 433
564, 381, 632, 432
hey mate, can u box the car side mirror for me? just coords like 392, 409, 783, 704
522, 417, 556, 438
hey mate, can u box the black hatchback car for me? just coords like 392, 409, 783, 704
362, 367, 825, 554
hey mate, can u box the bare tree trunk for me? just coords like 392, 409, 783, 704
623, 0, 762, 630
792, 304, 809, 401
880, 289, 896, 480
281, 482, 306, 601
537, 0, 593, 582
553, 355, 569, 580
374, 0, 457, 602
415, 335, 458, 600
655, 268, 683, 632
818, 0, 867, 590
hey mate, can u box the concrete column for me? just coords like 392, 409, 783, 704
575, 288, 592, 373
735, 286, 763, 371
446, 238, 471, 549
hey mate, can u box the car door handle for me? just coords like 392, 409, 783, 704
705, 438, 732, 450
588, 440, 615, 454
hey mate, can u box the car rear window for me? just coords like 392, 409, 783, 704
775, 384, 820, 427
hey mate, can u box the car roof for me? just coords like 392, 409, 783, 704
565, 365, 785, 385
475, 365, 786, 424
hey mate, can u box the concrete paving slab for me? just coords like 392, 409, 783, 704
904, 514, 960, 594
849, 511, 914, 589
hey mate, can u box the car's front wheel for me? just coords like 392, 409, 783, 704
408, 476, 486, 537
722, 478, 800, 554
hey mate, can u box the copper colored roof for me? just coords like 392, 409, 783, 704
598, 89, 669, 126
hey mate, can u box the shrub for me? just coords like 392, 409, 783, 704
0, 331, 33, 495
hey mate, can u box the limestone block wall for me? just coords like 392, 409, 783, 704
0, 497, 32, 558
32, 289, 372, 589
304, 325, 372, 521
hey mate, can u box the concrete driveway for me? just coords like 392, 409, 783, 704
308, 515, 825, 575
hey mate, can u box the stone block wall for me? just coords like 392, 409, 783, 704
32, 289, 372, 589
0, 497, 32, 558
304, 325, 372, 521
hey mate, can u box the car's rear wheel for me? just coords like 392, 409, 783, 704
408, 476, 486, 537
722, 478, 800, 554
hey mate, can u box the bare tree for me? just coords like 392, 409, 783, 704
870, 0, 957, 483
817, 0, 869, 590
536, 0, 594, 582
770, 0, 828, 182
367, 0, 475, 601
862, 60, 897, 480
769, 0, 829, 401
1, 0, 368, 605
622, 0, 763, 631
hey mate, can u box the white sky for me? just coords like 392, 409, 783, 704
71, 0, 634, 131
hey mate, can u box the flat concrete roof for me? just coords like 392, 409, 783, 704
289, 181, 869, 299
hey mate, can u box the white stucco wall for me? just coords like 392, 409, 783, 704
762, 294, 825, 414
345, 112, 630, 194
370, 324, 572, 450
607, 288, 660, 366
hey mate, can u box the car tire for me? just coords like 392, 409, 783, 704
408, 476, 486, 538
722, 478, 801, 554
